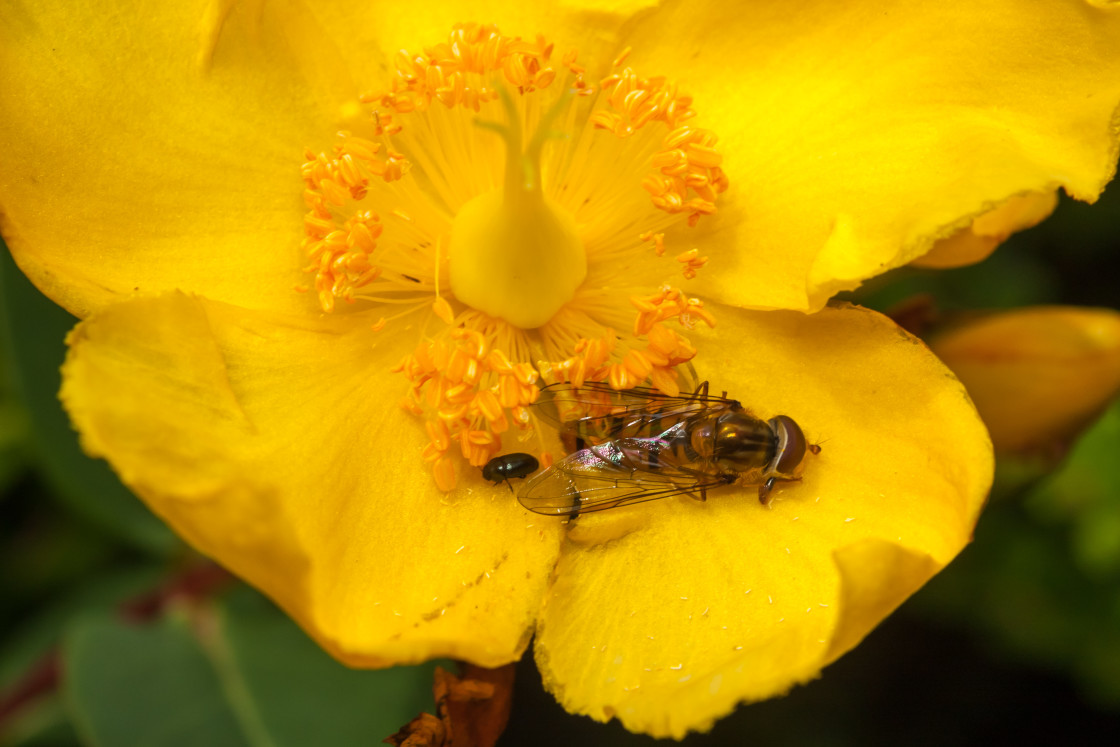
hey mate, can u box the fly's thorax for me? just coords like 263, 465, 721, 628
699, 411, 775, 473
688, 419, 716, 460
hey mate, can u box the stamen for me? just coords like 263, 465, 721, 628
592, 72, 731, 226
676, 248, 709, 279
297, 23, 731, 489
395, 319, 541, 486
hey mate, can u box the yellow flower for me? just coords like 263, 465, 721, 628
2, 0, 1117, 737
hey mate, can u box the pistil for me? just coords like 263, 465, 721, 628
449, 89, 586, 329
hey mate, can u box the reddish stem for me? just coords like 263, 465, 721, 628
0, 650, 61, 731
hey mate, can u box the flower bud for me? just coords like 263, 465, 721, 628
930, 307, 1120, 454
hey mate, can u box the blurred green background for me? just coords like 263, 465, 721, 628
2, 185, 1119, 746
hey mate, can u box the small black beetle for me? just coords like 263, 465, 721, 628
482, 453, 540, 491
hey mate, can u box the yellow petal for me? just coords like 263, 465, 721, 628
620, 1, 1120, 310
913, 191, 1059, 269
0, 1, 650, 318
60, 292, 564, 666
300, 0, 652, 90
0, 0, 353, 317
929, 306, 1120, 454
533, 304, 992, 737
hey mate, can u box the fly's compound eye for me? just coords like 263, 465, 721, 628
768, 415, 807, 477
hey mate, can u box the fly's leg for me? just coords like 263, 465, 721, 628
675, 479, 707, 502
758, 475, 803, 505
758, 478, 776, 505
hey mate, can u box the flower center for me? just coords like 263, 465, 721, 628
448, 91, 586, 328
297, 24, 729, 489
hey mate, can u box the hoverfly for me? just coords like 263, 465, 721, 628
518, 381, 818, 516
482, 452, 540, 491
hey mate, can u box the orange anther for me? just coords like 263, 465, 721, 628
475, 390, 503, 423
570, 358, 587, 389
468, 429, 494, 446
642, 346, 669, 367
425, 377, 447, 410
445, 348, 470, 383
445, 383, 474, 404
646, 322, 675, 349
431, 340, 450, 369
462, 358, 480, 385
649, 367, 681, 397
536, 68, 556, 89
519, 382, 540, 404
623, 349, 653, 381
664, 126, 695, 150
427, 419, 451, 451
487, 348, 514, 373
685, 143, 722, 168
433, 297, 455, 324
489, 410, 510, 434
512, 362, 538, 387
498, 376, 520, 409
608, 363, 631, 391
433, 456, 457, 491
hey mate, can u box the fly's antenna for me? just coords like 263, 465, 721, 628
809, 435, 829, 455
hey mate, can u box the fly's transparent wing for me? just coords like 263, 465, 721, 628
534, 381, 737, 443
517, 436, 730, 516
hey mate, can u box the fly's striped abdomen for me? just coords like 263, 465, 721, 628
573, 403, 708, 445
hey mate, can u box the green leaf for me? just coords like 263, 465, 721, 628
1028, 398, 1120, 576
63, 611, 254, 747
0, 243, 178, 555
1, 567, 164, 689
61, 587, 442, 747
0, 379, 30, 495
216, 588, 440, 747
912, 400, 1120, 706
0, 695, 81, 747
